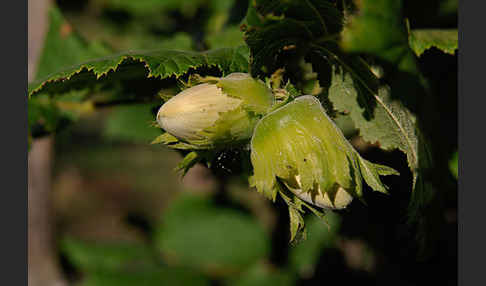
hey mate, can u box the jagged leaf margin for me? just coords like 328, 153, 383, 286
325, 57, 434, 225
28, 45, 250, 97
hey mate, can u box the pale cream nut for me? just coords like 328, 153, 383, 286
283, 175, 353, 209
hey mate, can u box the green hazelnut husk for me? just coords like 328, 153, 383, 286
157, 73, 274, 149
250, 95, 398, 208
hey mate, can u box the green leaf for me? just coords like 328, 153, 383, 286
243, 0, 344, 77
326, 62, 434, 224
206, 26, 245, 49
28, 90, 95, 138
357, 157, 399, 194
154, 193, 270, 276
439, 0, 458, 16
99, 0, 206, 17
288, 213, 341, 277
277, 180, 334, 244
28, 95, 64, 135
103, 103, 163, 143
340, 0, 418, 75
205, 0, 237, 34
35, 6, 111, 80
288, 205, 306, 243
226, 262, 296, 286
175, 151, 202, 177
60, 237, 156, 272
321, 0, 436, 231
29, 5, 108, 137
79, 268, 210, 286
449, 151, 458, 179
61, 236, 210, 285
29, 45, 250, 98
151, 133, 200, 150
150, 33, 194, 51
408, 28, 458, 57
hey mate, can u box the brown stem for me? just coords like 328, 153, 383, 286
29, 0, 68, 285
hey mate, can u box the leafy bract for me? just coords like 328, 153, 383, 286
250, 96, 396, 202
408, 28, 458, 57
288, 213, 341, 277
250, 96, 397, 241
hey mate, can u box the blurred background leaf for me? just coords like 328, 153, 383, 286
226, 262, 296, 286
36, 5, 111, 80
103, 103, 163, 144
449, 151, 458, 179
78, 268, 210, 286
60, 237, 157, 272
154, 193, 270, 277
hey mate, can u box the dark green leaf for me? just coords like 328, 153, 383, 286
439, 0, 458, 16
243, 0, 343, 77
